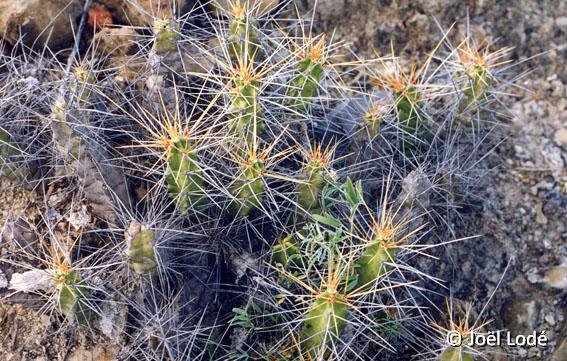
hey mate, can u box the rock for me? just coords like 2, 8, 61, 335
8, 269, 54, 293
88, 4, 114, 31
544, 313, 556, 327
556, 17, 567, 28
66, 346, 116, 361
0, 0, 84, 49
93, 27, 138, 56
505, 299, 540, 335
552, 339, 567, 361
98, 0, 189, 26
544, 265, 567, 289
535, 202, 548, 225
554, 128, 567, 148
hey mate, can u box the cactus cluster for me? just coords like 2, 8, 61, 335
0, 1, 520, 360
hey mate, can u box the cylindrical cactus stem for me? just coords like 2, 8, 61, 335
229, 157, 265, 217
362, 102, 387, 138
153, 18, 179, 54
228, 69, 264, 143
166, 138, 205, 211
300, 289, 349, 355
228, 2, 261, 61
460, 63, 491, 111
125, 222, 157, 274
354, 241, 396, 291
395, 87, 422, 136
456, 43, 493, 112
438, 347, 474, 361
0, 128, 29, 181
50, 99, 85, 160
297, 143, 333, 211
272, 234, 299, 268
55, 270, 91, 323
297, 159, 325, 211
288, 37, 326, 111
395, 86, 424, 154
72, 62, 94, 107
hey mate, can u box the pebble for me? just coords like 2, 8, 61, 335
544, 313, 556, 327
535, 202, 548, 225
556, 17, 567, 27
554, 128, 567, 148
544, 265, 567, 289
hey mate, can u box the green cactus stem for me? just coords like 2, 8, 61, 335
362, 103, 386, 138
395, 87, 422, 136
461, 64, 492, 111
166, 138, 205, 211
288, 53, 325, 111
56, 270, 91, 323
228, 4, 261, 61
300, 290, 349, 355
297, 158, 326, 211
229, 157, 265, 217
153, 19, 179, 54
228, 73, 264, 143
395, 87, 424, 154
126, 222, 157, 274
354, 240, 396, 291
438, 347, 474, 361
272, 235, 299, 268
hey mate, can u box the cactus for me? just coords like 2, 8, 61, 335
166, 138, 205, 211
228, 65, 264, 143
0, 0, 522, 358
55, 270, 91, 323
354, 241, 396, 290
288, 37, 326, 110
396, 86, 422, 137
126, 222, 157, 274
300, 288, 349, 355
228, 2, 261, 61
72, 62, 94, 107
230, 155, 265, 216
153, 19, 179, 54
272, 234, 299, 268
362, 102, 387, 138
297, 143, 333, 211
455, 42, 500, 114
438, 347, 474, 361
353, 211, 400, 291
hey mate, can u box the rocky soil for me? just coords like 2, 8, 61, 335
0, 0, 565, 360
